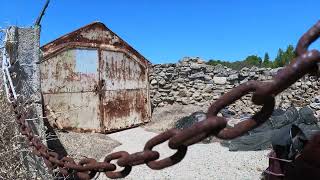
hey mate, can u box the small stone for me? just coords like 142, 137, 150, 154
158, 79, 166, 86
150, 79, 157, 85
306, 81, 312, 86
213, 77, 227, 85
203, 85, 213, 93
314, 96, 320, 103
181, 98, 189, 105
163, 96, 175, 102
227, 74, 238, 81
213, 95, 220, 100
167, 67, 174, 72
310, 103, 320, 110
204, 75, 212, 81
177, 84, 186, 89
176, 78, 185, 83
162, 84, 172, 89
225, 85, 234, 89
240, 79, 248, 84
178, 89, 188, 97
159, 71, 166, 77
189, 72, 205, 79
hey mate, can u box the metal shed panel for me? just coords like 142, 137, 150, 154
101, 89, 149, 131
40, 49, 99, 94
43, 92, 101, 131
99, 50, 150, 131
100, 50, 147, 90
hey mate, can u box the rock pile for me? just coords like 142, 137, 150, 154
149, 57, 320, 115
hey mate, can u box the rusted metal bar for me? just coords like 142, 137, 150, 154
296, 20, 320, 56
34, 0, 50, 26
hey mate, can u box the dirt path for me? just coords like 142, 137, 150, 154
97, 127, 269, 180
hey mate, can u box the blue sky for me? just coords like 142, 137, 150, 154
1, 0, 320, 64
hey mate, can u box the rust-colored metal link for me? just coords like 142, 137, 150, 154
117, 150, 160, 167
104, 151, 132, 179
58, 157, 77, 177
296, 20, 320, 56
144, 129, 187, 170
8, 20, 320, 179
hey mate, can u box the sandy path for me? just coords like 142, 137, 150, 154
96, 127, 269, 180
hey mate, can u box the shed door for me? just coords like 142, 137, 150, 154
99, 51, 149, 132
41, 49, 101, 131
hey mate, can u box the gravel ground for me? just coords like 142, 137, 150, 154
56, 131, 121, 161
97, 127, 270, 180
145, 104, 206, 133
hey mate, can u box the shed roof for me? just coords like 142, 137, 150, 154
41, 22, 150, 66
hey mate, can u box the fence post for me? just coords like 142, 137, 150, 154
6, 26, 51, 179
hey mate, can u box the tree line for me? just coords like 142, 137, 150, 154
207, 45, 296, 70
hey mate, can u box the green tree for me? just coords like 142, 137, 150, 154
283, 45, 295, 65
206, 44, 296, 69
244, 55, 262, 67
263, 52, 271, 67
272, 45, 295, 67
273, 48, 284, 67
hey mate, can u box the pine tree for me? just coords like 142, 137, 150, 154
274, 48, 284, 67
263, 52, 271, 67
284, 45, 295, 65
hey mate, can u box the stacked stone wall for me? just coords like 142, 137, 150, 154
149, 57, 320, 114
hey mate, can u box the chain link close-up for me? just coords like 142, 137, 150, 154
6, 20, 320, 179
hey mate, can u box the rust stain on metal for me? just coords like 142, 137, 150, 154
104, 92, 131, 119
41, 49, 98, 93
40, 22, 151, 133
41, 22, 149, 67
101, 89, 149, 132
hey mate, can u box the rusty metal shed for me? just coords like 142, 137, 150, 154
40, 22, 151, 133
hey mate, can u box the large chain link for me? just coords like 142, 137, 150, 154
8, 20, 320, 179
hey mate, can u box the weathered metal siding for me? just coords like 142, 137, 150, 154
101, 89, 149, 131
41, 48, 101, 131
40, 22, 151, 133
41, 49, 99, 93
100, 51, 150, 131
100, 51, 147, 90
43, 92, 101, 131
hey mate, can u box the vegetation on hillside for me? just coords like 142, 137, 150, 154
207, 45, 296, 70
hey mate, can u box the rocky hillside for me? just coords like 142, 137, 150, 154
149, 57, 320, 115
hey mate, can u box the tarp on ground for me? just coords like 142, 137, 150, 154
223, 106, 320, 151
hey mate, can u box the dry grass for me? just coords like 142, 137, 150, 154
0, 88, 32, 179
0, 30, 30, 179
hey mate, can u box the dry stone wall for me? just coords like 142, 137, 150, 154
149, 57, 320, 115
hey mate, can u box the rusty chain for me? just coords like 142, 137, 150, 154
7, 20, 320, 179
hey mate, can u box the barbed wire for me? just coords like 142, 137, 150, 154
0, 29, 5, 49
5, 20, 320, 179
